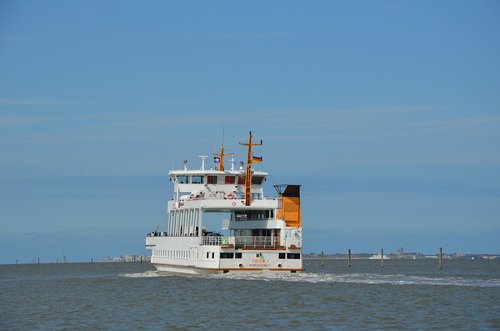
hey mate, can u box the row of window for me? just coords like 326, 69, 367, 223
176, 175, 264, 185
155, 249, 299, 260
220, 252, 243, 259
205, 252, 243, 259
207, 175, 243, 184
234, 210, 274, 221
279, 253, 301, 259
155, 250, 191, 259
219, 252, 300, 259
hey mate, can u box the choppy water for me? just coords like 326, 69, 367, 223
1, 259, 499, 330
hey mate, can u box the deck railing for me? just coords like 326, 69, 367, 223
199, 236, 279, 248
200, 236, 230, 246
235, 236, 278, 248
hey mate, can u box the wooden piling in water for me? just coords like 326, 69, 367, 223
380, 248, 384, 268
348, 249, 352, 267
439, 247, 443, 270
320, 251, 325, 267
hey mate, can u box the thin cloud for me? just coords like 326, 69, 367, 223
201, 32, 301, 39
419, 115, 500, 138
0, 99, 65, 106
142, 101, 193, 107
256, 107, 500, 140
0, 37, 37, 43
2, 107, 498, 147
0, 115, 47, 127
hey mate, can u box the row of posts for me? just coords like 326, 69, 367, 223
320, 247, 444, 269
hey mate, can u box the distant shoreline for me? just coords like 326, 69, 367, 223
2, 253, 499, 265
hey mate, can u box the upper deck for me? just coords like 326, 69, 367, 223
169, 163, 269, 203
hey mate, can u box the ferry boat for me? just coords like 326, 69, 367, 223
145, 132, 304, 274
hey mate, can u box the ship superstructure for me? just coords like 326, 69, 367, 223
145, 132, 303, 274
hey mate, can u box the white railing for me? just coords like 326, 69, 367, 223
200, 236, 232, 246
235, 236, 278, 248
199, 236, 280, 248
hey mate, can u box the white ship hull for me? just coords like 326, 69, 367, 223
146, 234, 303, 274
152, 263, 302, 275
153, 264, 219, 275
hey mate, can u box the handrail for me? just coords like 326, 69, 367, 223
200, 236, 221, 246
199, 236, 279, 247
235, 236, 278, 248
200, 236, 231, 246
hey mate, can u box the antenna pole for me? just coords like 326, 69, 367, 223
222, 125, 225, 146
221, 126, 225, 170
214, 126, 234, 172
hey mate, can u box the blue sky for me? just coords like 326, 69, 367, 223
1, 1, 499, 263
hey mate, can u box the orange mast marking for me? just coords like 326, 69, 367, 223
213, 144, 234, 172
239, 131, 262, 206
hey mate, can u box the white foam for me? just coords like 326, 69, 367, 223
205, 271, 500, 288
120, 271, 164, 278
118, 269, 499, 288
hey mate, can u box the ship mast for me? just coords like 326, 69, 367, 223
213, 144, 234, 171
213, 127, 234, 171
239, 131, 262, 206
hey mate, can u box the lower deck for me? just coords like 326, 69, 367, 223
146, 236, 303, 273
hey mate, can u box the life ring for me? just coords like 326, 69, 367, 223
232, 202, 237, 206
226, 192, 235, 199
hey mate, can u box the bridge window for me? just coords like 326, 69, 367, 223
225, 176, 235, 184
252, 176, 264, 185
207, 176, 218, 184
235, 210, 272, 221
237, 176, 245, 185
279, 253, 286, 259
177, 176, 188, 184
220, 253, 234, 259
287, 253, 301, 259
192, 176, 204, 184
235, 252, 242, 259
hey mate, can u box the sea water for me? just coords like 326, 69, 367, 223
1, 259, 499, 330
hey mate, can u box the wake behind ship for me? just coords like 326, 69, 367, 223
145, 132, 303, 274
